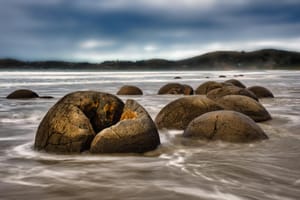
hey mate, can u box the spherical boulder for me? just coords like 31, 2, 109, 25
155, 96, 223, 130
195, 81, 231, 95
216, 95, 271, 122
6, 89, 39, 99
183, 110, 268, 143
248, 86, 274, 98
34, 91, 124, 153
117, 85, 143, 95
158, 83, 193, 95
90, 99, 160, 153
207, 86, 258, 101
224, 79, 246, 88
182, 84, 194, 95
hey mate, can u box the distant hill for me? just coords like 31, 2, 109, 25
1, 49, 300, 70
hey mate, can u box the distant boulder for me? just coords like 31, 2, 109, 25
216, 95, 271, 122
207, 86, 258, 101
34, 91, 124, 153
195, 81, 231, 95
90, 99, 160, 153
117, 85, 143, 95
6, 89, 39, 99
183, 110, 268, 143
158, 83, 193, 95
248, 86, 274, 98
224, 79, 246, 88
155, 96, 223, 130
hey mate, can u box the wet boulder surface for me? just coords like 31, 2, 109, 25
34, 91, 124, 153
207, 86, 258, 101
183, 110, 268, 143
155, 96, 223, 130
224, 79, 246, 88
117, 85, 143, 95
248, 86, 274, 98
195, 81, 232, 95
6, 89, 39, 99
90, 99, 160, 153
216, 95, 271, 122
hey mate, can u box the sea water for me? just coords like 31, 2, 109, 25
0, 70, 299, 200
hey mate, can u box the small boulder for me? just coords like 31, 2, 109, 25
183, 110, 268, 143
207, 86, 258, 101
155, 96, 223, 130
90, 99, 160, 153
6, 89, 39, 99
34, 91, 124, 153
216, 95, 271, 122
224, 79, 246, 88
219, 75, 226, 78
248, 86, 274, 98
117, 85, 143, 95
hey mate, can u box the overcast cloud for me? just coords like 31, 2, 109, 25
0, 0, 300, 62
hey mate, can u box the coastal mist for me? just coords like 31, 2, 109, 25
0, 70, 299, 200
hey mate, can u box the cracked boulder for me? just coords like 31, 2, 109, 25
117, 85, 143, 95
207, 86, 258, 101
247, 86, 274, 98
90, 99, 160, 153
34, 91, 124, 153
158, 83, 193, 95
216, 95, 271, 122
195, 81, 232, 95
183, 110, 268, 143
155, 96, 223, 130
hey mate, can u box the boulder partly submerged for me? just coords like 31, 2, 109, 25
183, 110, 268, 143
155, 96, 223, 130
90, 99, 160, 153
34, 91, 124, 153
117, 85, 143, 95
158, 83, 193, 95
248, 86, 274, 98
195, 81, 232, 95
6, 89, 39, 99
207, 86, 258, 101
216, 95, 271, 122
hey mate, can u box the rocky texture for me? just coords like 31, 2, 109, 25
182, 84, 194, 95
158, 83, 193, 95
224, 79, 246, 88
195, 81, 232, 95
155, 96, 223, 130
90, 99, 160, 153
248, 86, 274, 98
183, 111, 268, 143
207, 86, 258, 101
34, 91, 124, 153
216, 95, 271, 122
117, 85, 143, 95
6, 89, 39, 99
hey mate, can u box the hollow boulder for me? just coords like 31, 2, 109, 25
216, 95, 271, 122
34, 91, 124, 153
248, 86, 274, 98
117, 85, 143, 95
6, 89, 39, 99
155, 96, 223, 130
90, 99, 160, 153
183, 110, 268, 143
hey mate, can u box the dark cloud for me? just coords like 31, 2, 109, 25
0, 0, 300, 61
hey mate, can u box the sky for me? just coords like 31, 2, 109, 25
0, 0, 300, 62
